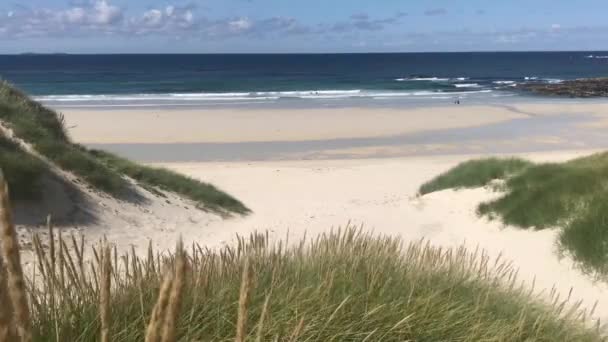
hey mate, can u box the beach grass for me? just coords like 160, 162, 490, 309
0, 135, 45, 201
420, 152, 608, 276
0, 82, 129, 197
89, 149, 249, 214
419, 157, 532, 195
15, 223, 604, 341
0, 81, 247, 214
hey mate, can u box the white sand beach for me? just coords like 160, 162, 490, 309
37, 103, 608, 326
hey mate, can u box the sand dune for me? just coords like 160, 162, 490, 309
158, 151, 608, 324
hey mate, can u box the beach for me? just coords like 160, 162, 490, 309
6, 6, 608, 336
53, 102, 608, 324
63, 102, 608, 162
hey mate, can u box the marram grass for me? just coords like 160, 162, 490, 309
0, 178, 603, 340
419, 157, 532, 195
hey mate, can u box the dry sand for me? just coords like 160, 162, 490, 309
158, 151, 608, 325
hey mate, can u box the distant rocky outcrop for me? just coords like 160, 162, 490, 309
518, 78, 608, 97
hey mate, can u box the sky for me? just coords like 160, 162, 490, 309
1, 0, 608, 53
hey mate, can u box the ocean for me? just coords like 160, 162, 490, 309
1, 52, 608, 108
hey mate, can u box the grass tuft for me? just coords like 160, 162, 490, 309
0, 135, 46, 201
419, 157, 532, 195
88, 149, 249, 214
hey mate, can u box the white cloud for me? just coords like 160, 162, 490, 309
229, 18, 253, 32
3, 1, 606, 53
0, 1, 124, 39
59, 0, 122, 26
141, 9, 164, 27
183, 11, 193, 24
165, 6, 175, 17
64, 7, 86, 24
90, 0, 122, 25
128, 4, 196, 34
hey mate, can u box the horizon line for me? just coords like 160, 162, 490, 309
1, 49, 607, 56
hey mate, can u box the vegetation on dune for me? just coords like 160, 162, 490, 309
0, 135, 46, 201
419, 157, 532, 195
0, 80, 69, 143
0, 81, 130, 196
420, 152, 608, 276
0, 81, 247, 214
89, 149, 249, 214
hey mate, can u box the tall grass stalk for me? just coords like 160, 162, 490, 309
19, 226, 605, 341
0, 170, 31, 342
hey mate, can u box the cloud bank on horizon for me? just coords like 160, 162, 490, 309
1, 0, 608, 53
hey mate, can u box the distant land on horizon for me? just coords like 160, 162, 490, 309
18, 52, 71, 56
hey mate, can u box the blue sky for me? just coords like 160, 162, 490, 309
1, 0, 608, 53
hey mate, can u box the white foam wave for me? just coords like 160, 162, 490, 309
585, 55, 608, 59
36, 94, 279, 102
450, 90, 492, 95
453, 83, 480, 88
35, 88, 495, 105
36, 90, 365, 102
493, 80, 516, 85
523, 77, 562, 84
395, 77, 450, 82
